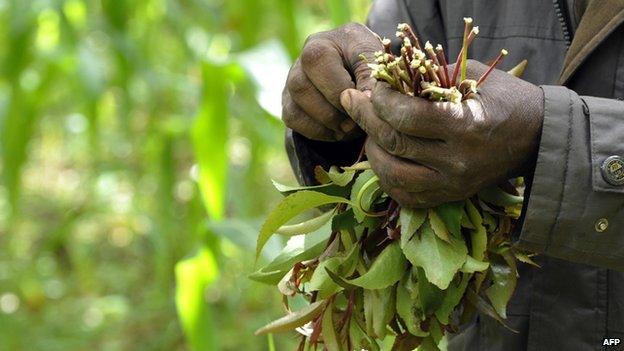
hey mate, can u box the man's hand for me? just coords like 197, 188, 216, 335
282, 23, 382, 142
340, 60, 544, 208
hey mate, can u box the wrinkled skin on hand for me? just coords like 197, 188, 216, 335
340, 60, 545, 208
282, 23, 382, 142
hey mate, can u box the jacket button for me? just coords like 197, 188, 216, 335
595, 218, 609, 233
600, 156, 624, 186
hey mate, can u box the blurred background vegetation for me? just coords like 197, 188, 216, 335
0, 0, 371, 350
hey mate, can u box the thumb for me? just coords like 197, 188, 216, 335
340, 88, 378, 137
352, 55, 377, 92
340, 88, 370, 117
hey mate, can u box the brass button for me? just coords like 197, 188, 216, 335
601, 156, 624, 186
595, 218, 609, 233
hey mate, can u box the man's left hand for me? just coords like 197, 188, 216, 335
340, 60, 544, 208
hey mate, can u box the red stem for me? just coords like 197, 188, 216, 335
451, 29, 478, 86
477, 50, 507, 86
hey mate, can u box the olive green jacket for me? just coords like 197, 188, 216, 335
285, 0, 624, 349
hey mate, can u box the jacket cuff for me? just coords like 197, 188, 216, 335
517, 85, 624, 270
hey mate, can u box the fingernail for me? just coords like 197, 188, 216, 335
340, 90, 352, 111
340, 119, 357, 133
363, 90, 372, 98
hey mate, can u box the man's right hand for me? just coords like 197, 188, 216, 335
282, 23, 382, 142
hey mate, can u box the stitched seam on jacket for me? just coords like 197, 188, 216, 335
545, 89, 574, 252
583, 97, 598, 194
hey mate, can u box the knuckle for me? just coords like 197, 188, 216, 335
303, 31, 323, 45
281, 104, 295, 126
388, 133, 408, 157
450, 159, 469, 178
301, 39, 331, 67
287, 70, 309, 96
341, 22, 365, 35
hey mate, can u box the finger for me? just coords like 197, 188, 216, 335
371, 82, 461, 139
287, 60, 358, 134
300, 37, 357, 112
341, 89, 448, 168
333, 23, 382, 92
282, 89, 338, 142
365, 138, 442, 193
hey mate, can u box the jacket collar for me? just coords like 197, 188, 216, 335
559, 0, 624, 84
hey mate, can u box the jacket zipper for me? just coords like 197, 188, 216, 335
553, 0, 572, 47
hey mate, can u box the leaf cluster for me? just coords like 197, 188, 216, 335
253, 163, 535, 350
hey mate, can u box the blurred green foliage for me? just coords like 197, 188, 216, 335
0, 0, 370, 350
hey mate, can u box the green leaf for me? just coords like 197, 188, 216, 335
348, 242, 407, 289
255, 190, 350, 259
428, 317, 443, 344
325, 267, 358, 290
309, 257, 344, 298
465, 200, 487, 261
428, 210, 451, 243
478, 186, 524, 207
255, 300, 326, 335
331, 209, 357, 232
310, 245, 359, 297
402, 222, 467, 290
391, 333, 423, 351
460, 256, 490, 273
251, 222, 332, 284
271, 179, 330, 193
435, 274, 470, 324
399, 208, 426, 246
350, 170, 381, 222
191, 62, 233, 220
460, 209, 476, 229
349, 315, 380, 351
276, 210, 334, 236
415, 267, 445, 316
248, 269, 287, 285
322, 300, 344, 351
266, 223, 333, 272
434, 201, 464, 237
484, 260, 517, 319
271, 179, 349, 198
364, 286, 396, 338
418, 335, 441, 351
396, 273, 427, 337
342, 161, 371, 171
466, 289, 517, 332
482, 211, 497, 232
315, 165, 356, 186
314, 166, 332, 184
175, 248, 219, 351
514, 252, 540, 267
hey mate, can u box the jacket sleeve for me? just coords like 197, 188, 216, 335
517, 85, 624, 271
